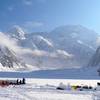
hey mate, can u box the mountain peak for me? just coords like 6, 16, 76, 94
8, 25, 26, 40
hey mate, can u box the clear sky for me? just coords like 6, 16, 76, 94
0, 0, 100, 33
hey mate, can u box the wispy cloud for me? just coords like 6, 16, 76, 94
0, 32, 33, 55
8, 6, 14, 11
37, 0, 47, 3
31, 49, 73, 59
23, 0, 33, 5
24, 21, 43, 27
22, 21, 44, 32
22, 0, 47, 6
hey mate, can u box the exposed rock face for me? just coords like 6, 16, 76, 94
0, 46, 26, 68
88, 46, 100, 67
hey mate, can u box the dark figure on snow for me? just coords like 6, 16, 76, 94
16, 79, 19, 85
97, 69, 100, 76
22, 78, 26, 84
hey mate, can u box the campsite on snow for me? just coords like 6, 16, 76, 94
0, 0, 100, 100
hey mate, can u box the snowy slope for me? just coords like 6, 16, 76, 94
0, 82, 93, 100
0, 32, 29, 71
22, 34, 54, 51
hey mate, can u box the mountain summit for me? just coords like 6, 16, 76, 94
8, 25, 26, 40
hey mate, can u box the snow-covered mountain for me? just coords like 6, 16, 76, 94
21, 34, 54, 51
0, 25, 99, 71
8, 25, 26, 40
0, 32, 29, 71
47, 25, 99, 66
0, 45, 28, 71
88, 46, 100, 67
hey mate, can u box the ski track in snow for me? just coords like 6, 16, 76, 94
0, 86, 93, 100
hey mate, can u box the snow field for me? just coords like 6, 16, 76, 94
0, 78, 98, 100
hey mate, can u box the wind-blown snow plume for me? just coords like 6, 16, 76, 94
0, 32, 33, 55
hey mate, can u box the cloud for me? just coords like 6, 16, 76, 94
23, 0, 33, 5
0, 32, 33, 55
24, 21, 43, 27
22, 21, 44, 32
37, 0, 47, 3
8, 6, 14, 11
0, 32, 17, 49
22, 0, 47, 6
31, 49, 73, 59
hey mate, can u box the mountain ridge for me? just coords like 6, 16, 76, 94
0, 24, 99, 71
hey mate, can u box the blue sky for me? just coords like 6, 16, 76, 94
0, 0, 100, 33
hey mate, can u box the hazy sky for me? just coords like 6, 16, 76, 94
0, 0, 100, 33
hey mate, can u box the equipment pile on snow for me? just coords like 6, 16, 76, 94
56, 82, 100, 91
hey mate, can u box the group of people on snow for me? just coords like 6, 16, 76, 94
0, 78, 26, 87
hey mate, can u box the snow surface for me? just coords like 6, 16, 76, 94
0, 78, 99, 100
0, 86, 92, 100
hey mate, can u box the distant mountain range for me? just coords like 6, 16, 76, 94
0, 25, 100, 71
